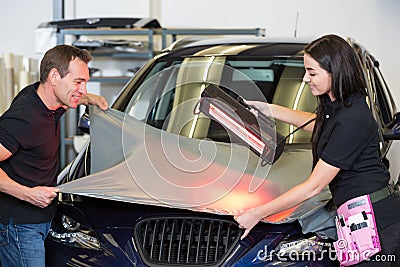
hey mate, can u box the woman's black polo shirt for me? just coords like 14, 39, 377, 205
0, 82, 65, 224
317, 93, 390, 207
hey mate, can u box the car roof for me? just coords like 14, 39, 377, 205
183, 36, 314, 47
160, 36, 314, 58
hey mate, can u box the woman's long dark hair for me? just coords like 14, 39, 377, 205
305, 34, 367, 167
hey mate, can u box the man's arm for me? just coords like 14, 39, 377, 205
0, 142, 11, 161
0, 143, 59, 208
78, 93, 108, 110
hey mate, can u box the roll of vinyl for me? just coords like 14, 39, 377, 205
19, 71, 30, 90
0, 58, 3, 114
3, 53, 14, 69
4, 68, 15, 111
30, 72, 39, 82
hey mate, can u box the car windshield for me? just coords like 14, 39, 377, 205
124, 56, 317, 145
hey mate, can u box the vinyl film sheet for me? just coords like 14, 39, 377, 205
58, 107, 335, 236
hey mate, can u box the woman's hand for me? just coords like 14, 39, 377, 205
244, 100, 274, 117
233, 159, 339, 240
234, 207, 264, 240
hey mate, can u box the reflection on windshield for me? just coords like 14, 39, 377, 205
125, 58, 317, 144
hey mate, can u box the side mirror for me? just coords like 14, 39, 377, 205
78, 106, 90, 134
383, 112, 400, 140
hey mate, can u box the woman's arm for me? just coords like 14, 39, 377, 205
245, 100, 316, 132
234, 159, 339, 239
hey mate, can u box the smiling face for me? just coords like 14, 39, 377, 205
53, 58, 90, 109
303, 53, 334, 101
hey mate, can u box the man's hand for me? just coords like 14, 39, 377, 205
25, 186, 60, 208
80, 93, 109, 110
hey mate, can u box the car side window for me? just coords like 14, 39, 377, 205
125, 59, 317, 145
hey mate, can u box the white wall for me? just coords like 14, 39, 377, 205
69, 0, 150, 18
0, 0, 53, 60
1, 0, 399, 180
160, 0, 400, 181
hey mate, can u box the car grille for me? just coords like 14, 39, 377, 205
134, 216, 242, 266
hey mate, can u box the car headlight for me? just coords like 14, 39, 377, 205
48, 215, 100, 250
274, 235, 333, 260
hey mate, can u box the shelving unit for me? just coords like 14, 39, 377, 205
57, 27, 158, 83
57, 28, 156, 54
58, 27, 265, 169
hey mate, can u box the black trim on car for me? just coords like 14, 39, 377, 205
134, 216, 242, 266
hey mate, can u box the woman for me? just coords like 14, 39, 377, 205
234, 34, 400, 266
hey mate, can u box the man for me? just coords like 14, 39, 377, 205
0, 45, 108, 266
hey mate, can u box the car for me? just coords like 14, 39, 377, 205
45, 36, 400, 266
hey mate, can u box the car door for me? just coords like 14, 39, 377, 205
352, 41, 396, 158
366, 52, 396, 157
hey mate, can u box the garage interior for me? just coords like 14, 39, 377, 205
1, 0, 399, 175
1, 0, 399, 176
0, 1, 400, 266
